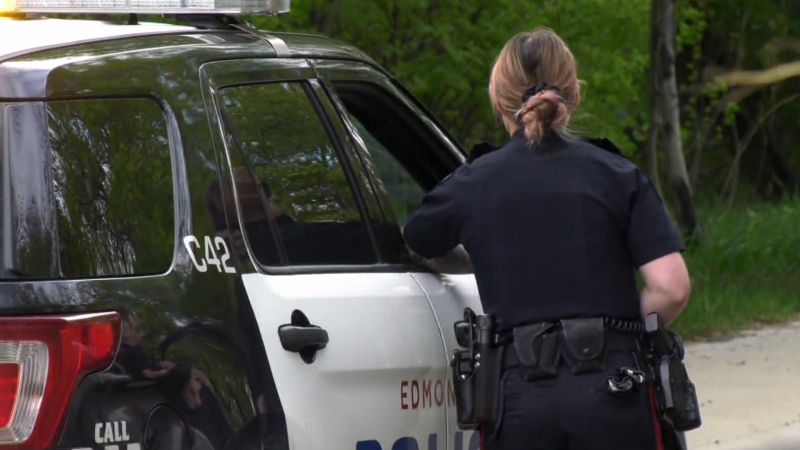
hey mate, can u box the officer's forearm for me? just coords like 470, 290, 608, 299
639, 286, 688, 325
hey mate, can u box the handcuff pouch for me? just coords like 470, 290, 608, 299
559, 317, 608, 374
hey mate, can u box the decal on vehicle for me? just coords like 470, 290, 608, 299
72, 421, 141, 450
73, 446, 140, 450
183, 235, 237, 273
356, 431, 479, 450
400, 377, 457, 410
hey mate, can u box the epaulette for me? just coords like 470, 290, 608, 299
466, 141, 501, 163
583, 137, 626, 158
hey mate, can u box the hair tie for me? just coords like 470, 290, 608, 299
521, 83, 561, 103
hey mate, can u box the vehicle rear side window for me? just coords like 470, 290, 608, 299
217, 82, 377, 267
47, 98, 174, 278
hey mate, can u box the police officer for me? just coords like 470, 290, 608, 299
403, 28, 691, 450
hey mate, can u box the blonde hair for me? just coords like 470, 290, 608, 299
488, 28, 580, 143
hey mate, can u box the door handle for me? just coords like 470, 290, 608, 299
278, 324, 329, 354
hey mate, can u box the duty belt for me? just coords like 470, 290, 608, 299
502, 328, 642, 370
499, 317, 644, 377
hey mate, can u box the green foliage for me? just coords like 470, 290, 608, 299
245, 0, 800, 204
220, 82, 360, 223
676, 0, 708, 60
672, 197, 800, 339
679, 0, 800, 203
722, 102, 740, 127
250, 0, 651, 154
528, 0, 651, 156
47, 98, 174, 277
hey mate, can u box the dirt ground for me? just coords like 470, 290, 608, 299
683, 321, 800, 450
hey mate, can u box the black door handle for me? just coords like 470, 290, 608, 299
278, 324, 329, 354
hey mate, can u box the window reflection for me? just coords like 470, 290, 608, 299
2, 103, 59, 279
218, 82, 377, 266
47, 98, 174, 278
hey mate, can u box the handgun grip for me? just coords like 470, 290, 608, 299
644, 312, 662, 333
645, 312, 672, 354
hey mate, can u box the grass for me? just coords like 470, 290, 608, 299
671, 197, 800, 341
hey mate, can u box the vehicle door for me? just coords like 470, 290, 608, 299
313, 60, 484, 450
200, 59, 448, 450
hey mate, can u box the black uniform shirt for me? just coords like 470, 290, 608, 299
403, 130, 684, 332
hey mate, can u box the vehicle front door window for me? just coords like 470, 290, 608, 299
346, 114, 426, 227
216, 81, 378, 267
330, 81, 472, 273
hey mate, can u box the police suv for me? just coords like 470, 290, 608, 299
0, 1, 483, 449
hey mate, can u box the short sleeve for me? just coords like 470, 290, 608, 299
402, 166, 470, 259
626, 170, 685, 268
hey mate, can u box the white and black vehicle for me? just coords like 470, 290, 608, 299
0, 1, 483, 449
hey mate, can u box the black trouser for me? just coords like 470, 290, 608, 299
484, 352, 662, 450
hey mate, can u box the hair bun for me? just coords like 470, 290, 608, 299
516, 90, 568, 141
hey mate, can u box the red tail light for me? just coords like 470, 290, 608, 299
0, 312, 121, 449
0, 363, 20, 427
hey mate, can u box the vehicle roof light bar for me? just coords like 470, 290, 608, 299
0, 0, 288, 15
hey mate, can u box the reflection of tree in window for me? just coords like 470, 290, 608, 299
218, 82, 376, 266
220, 83, 356, 223
47, 99, 174, 277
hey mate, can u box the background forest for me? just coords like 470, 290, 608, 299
250, 0, 800, 339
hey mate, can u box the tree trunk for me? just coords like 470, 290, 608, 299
657, 0, 702, 240
643, 0, 662, 190
766, 139, 799, 198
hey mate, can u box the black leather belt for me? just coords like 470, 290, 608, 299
502, 329, 643, 370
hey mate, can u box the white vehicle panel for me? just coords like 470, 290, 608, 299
410, 272, 483, 449
242, 272, 449, 450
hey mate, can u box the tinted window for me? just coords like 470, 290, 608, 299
345, 114, 425, 226
2, 103, 59, 279
48, 98, 174, 278
331, 81, 472, 272
217, 82, 377, 267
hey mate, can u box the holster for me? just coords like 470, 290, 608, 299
451, 310, 503, 431
654, 336, 701, 431
645, 313, 702, 432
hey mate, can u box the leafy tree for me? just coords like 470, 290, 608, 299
253, 0, 651, 155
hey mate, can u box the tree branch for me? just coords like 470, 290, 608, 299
706, 60, 800, 89
722, 92, 800, 201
